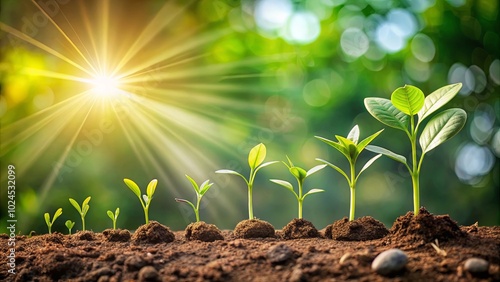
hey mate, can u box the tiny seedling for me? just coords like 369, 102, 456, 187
316, 125, 383, 221
364, 83, 467, 215
107, 208, 120, 230
65, 220, 75, 235
44, 208, 62, 234
175, 175, 214, 222
216, 143, 278, 219
123, 178, 158, 224
270, 157, 326, 219
69, 196, 91, 231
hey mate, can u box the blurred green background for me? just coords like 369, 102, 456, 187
1, 0, 498, 234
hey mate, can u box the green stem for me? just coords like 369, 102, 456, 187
195, 195, 201, 222
81, 216, 85, 231
248, 184, 253, 219
411, 172, 420, 215
410, 115, 420, 216
349, 161, 356, 221
144, 207, 149, 224
298, 180, 303, 219
113, 220, 116, 230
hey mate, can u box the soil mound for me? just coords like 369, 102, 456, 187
233, 219, 275, 239
388, 207, 466, 246
280, 218, 320, 239
75, 230, 95, 241
131, 221, 175, 244
325, 216, 388, 241
185, 221, 224, 242
103, 229, 131, 242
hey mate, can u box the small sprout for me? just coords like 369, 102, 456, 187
107, 208, 120, 230
270, 156, 326, 219
216, 143, 278, 219
364, 83, 467, 215
65, 220, 75, 235
316, 125, 383, 221
44, 208, 62, 234
123, 178, 158, 224
175, 175, 214, 222
69, 196, 91, 231
430, 239, 447, 257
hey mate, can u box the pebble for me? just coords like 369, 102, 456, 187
266, 243, 293, 264
371, 248, 408, 275
463, 258, 489, 274
138, 266, 159, 281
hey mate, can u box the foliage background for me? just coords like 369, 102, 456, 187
1, 0, 498, 234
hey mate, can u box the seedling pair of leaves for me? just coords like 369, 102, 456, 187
175, 175, 214, 222
107, 208, 120, 230
44, 208, 62, 234
123, 178, 158, 224
316, 125, 383, 221
216, 143, 277, 219
69, 196, 91, 231
364, 83, 467, 215
270, 157, 326, 219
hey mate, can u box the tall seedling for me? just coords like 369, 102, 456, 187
123, 178, 158, 224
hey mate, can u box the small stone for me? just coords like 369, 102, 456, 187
267, 243, 293, 264
464, 258, 489, 274
371, 248, 408, 275
138, 266, 159, 281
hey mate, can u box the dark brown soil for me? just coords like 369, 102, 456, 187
103, 229, 131, 242
185, 221, 224, 242
233, 218, 275, 239
1, 210, 499, 281
279, 218, 320, 239
324, 216, 389, 241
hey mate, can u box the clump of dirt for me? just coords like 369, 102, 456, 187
131, 221, 175, 244
233, 219, 275, 239
185, 221, 224, 242
280, 218, 320, 239
324, 216, 389, 241
102, 228, 131, 242
74, 230, 94, 241
388, 207, 466, 246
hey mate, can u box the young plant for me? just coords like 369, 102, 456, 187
315, 125, 383, 221
107, 208, 120, 230
69, 196, 91, 231
65, 220, 75, 235
270, 157, 326, 219
364, 83, 467, 216
123, 178, 158, 224
216, 143, 277, 219
44, 208, 62, 234
175, 175, 214, 222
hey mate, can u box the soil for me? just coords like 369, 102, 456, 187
324, 216, 389, 241
233, 219, 275, 239
1, 208, 499, 281
278, 218, 320, 239
185, 221, 223, 242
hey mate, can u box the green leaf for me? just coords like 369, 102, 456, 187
54, 208, 63, 221
347, 125, 360, 145
316, 158, 351, 185
123, 178, 141, 199
65, 220, 74, 229
255, 161, 278, 173
82, 196, 91, 208
142, 195, 149, 204
391, 85, 425, 116
418, 83, 462, 123
365, 145, 407, 165
270, 179, 294, 191
290, 167, 307, 181
199, 181, 213, 195
356, 129, 383, 153
115, 208, 120, 218
419, 108, 467, 153
306, 164, 327, 177
82, 205, 89, 216
303, 188, 324, 198
185, 175, 199, 193
315, 136, 350, 160
44, 213, 50, 226
364, 98, 409, 132
248, 143, 266, 170
356, 154, 382, 181
147, 179, 158, 198
107, 210, 114, 220
69, 198, 81, 214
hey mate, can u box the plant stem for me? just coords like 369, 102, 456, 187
410, 115, 420, 216
195, 195, 201, 222
113, 220, 116, 230
349, 161, 356, 221
144, 207, 149, 224
81, 216, 85, 231
411, 172, 420, 215
298, 180, 303, 219
248, 183, 253, 219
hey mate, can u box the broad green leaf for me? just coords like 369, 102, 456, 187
347, 125, 360, 145
356, 154, 382, 181
82, 196, 91, 208
107, 210, 114, 220
270, 179, 294, 191
315, 136, 350, 160
44, 213, 50, 225
147, 179, 158, 198
364, 98, 409, 132
115, 208, 120, 218
185, 175, 199, 193
306, 164, 327, 177
124, 178, 141, 199
365, 145, 407, 165
357, 129, 384, 153
69, 198, 81, 213
420, 108, 467, 153
54, 208, 63, 220
336, 135, 357, 159
418, 83, 462, 123
65, 220, 74, 228
248, 143, 266, 170
82, 205, 89, 216
303, 189, 324, 198
316, 158, 351, 185
290, 166, 307, 181
391, 85, 425, 116
199, 181, 213, 195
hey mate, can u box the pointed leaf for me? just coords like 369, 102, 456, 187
185, 175, 200, 193
147, 179, 158, 198
69, 198, 81, 213
82, 196, 91, 208
391, 85, 425, 116
365, 145, 407, 165
115, 208, 120, 218
82, 205, 89, 216
315, 136, 350, 160
347, 125, 360, 144
270, 179, 294, 191
420, 108, 467, 153
44, 213, 50, 226
364, 98, 409, 132
248, 143, 266, 170
303, 189, 324, 198
215, 169, 248, 184
357, 129, 383, 153
123, 178, 142, 199
54, 208, 63, 220
107, 210, 114, 220
255, 161, 278, 173
418, 83, 462, 123
306, 164, 327, 177
356, 154, 382, 181
316, 158, 350, 185
199, 182, 214, 195
285, 155, 294, 168
175, 198, 190, 204
290, 166, 307, 181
